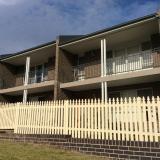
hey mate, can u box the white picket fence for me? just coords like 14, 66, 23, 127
0, 97, 160, 142
0, 103, 16, 130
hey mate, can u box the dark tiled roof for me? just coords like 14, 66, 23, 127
0, 12, 157, 60
58, 35, 84, 45
59, 13, 157, 46
0, 40, 56, 61
0, 54, 13, 60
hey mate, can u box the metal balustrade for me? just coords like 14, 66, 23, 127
0, 69, 55, 89
73, 50, 160, 81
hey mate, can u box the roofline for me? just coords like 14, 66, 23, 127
59, 13, 157, 47
1, 40, 56, 61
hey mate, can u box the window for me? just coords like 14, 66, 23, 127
127, 45, 139, 55
43, 64, 48, 81
114, 49, 125, 57
0, 79, 4, 89
29, 67, 36, 84
121, 90, 137, 99
106, 50, 113, 58
141, 41, 151, 51
108, 92, 120, 100
29, 64, 48, 84
137, 88, 153, 99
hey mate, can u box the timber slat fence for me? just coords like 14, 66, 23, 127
0, 97, 160, 142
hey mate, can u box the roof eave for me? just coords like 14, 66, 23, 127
59, 13, 157, 47
0, 40, 56, 61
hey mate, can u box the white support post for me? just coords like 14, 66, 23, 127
103, 39, 108, 101
101, 40, 104, 102
101, 40, 104, 77
101, 39, 108, 102
23, 90, 28, 104
104, 81, 108, 102
103, 39, 106, 76
23, 57, 30, 103
101, 82, 104, 102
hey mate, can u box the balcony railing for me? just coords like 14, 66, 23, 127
73, 50, 160, 81
73, 61, 101, 81
0, 69, 55, 89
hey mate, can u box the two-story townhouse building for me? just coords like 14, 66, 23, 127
0, 12, 160, 102
56, 12, 160, 101
0, 41, 56, 102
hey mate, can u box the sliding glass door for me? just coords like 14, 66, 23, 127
29, 64, 48, 84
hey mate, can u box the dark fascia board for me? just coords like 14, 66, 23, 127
59, 13, 157, 46
0, 40, 56, 61
0, 54, 13, 60
58, 35, 84, 45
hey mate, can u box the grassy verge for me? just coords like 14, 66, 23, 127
0, 141, 107, 160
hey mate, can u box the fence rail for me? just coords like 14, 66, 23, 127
0, 97, 160, 142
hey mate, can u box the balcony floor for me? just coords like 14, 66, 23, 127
60, 67, 160, 91
0, 80, 55, 95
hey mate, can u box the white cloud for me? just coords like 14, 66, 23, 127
0, 0, 23, 5
0, 0, 158, 54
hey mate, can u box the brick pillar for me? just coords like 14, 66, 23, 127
54, 39, 75, 100
0, 62, 16, 89
54, 39, 60, 100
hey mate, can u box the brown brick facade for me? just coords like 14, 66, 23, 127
54, 40, 75, 100
0, 133, 159, 160
0, 62, 16, 89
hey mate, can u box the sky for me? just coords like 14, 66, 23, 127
0, 0, 159, 55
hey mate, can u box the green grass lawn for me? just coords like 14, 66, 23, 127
0, 141, 107, 160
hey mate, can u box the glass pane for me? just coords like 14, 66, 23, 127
127, 45, 139, 55
36, 65, 43, 83
29, 67, 35, 84
108, 92, 120, 99
43, 64, 48, 81
137, 88, 152, 99
115, 49, 125, 57
141, 41, 151, 51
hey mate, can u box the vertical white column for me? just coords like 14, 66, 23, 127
101, 39, 108, 101
104, 39, 108, 102
23, 90, 28, 103
23, 57, 30, 103
104, 81, 108, 102
101, 40, 104, 77
101, 40, 104, 101
103, 39, 106, 76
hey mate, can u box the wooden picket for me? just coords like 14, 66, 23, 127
0, 97, 159, 142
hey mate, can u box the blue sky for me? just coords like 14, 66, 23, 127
0, 0, 159, 55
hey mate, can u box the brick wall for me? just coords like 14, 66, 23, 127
0, 133, 159, 160
47, 57, 55, 81
54, 40, 75, 100
0, 62, 16, 89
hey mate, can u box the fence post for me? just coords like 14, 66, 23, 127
64, 100, 69, 135
14, 102, 20, 134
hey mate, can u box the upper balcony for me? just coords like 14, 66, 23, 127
60, 17, 160, 87
0, 62, 55, 89
72, 48, 160, 81
0, 43, 56, 94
